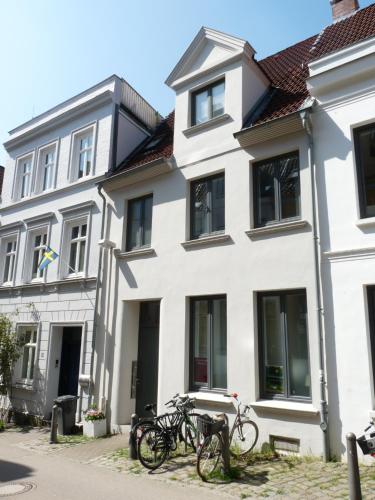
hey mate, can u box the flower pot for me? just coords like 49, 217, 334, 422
83, 418, 107, 438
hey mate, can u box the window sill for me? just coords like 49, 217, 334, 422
187, 391, 233, 405
13, 382, 36, 392
183, 113, 231, 137
251, 400, 318, 417
246, 220, 308, 239
356, 217, 375, 229
181, 233, 231, 249
114, 247, 156, 260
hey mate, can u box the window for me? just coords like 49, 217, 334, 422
258, 290, 311, 400
19, 157, 32, 199
126, 195, 153, 251
68, 222, 87, 274
253, 152, 300, 227
3, 239, 17, 284
39, 146, 56, 192
354, 123, 375, 218
31, 233, 47, 280
367, 286, 375, 391
18, 327, 37, 383
191, 79, 225, 126
190, 296, 227, 391
191, 173, 225, 239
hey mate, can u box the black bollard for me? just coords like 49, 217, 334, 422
221, 424, 230, 476
129, 413, 139, 460
50, 405, 58, 444
346, 432, 362, 500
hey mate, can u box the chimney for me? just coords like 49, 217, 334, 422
330, 0, 359, 21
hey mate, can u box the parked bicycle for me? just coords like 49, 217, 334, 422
196, 393, 258, 481
137, 394, 199, 470
357, 421, 375, 457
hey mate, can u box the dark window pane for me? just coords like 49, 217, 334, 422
4, 256, 10, 282
286, 293, 310, 397
6, 241, 12, 253
32, 251, 39, 277
262, 296, 284, 395
357, 126, 375, 217
280, 155, 300, 219
191, 180, 209, 238
78, 241, 86, 272
81, 224, 87, 237
194, 89, 209, 125
143, 196, 153, 246
69, 241, 77, 270
193, 300, 208, 386
35, 235, 41, 248
211, 176, 225, 232
256, 162, 276, 225
212, 81, 225, 118
212, 298, 227, 389
72, 226, 79, 240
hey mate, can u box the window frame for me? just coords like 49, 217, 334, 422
191, 78, 225, 127
189, 294, 227, 392
69, 123, 97, 182
35, 140, 59, 194
31, 232, 48, 281
190, 172, 225, 240
257, 289, 311, 403
353, 123, 375, 219
125, 194, 153, 252
14, 324, 39, 386
13, 151, 35, 201
1, 236, 18, 285
68, 221, 88, 276
367, 286, 375, 392
253, 151, 301, 228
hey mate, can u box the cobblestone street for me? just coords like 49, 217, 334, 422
4, 428, 375, 499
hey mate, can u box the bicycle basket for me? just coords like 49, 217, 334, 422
357, 434, 375, 455
197, 414, 225, 436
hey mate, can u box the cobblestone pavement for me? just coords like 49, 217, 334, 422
7, 428, 375, 499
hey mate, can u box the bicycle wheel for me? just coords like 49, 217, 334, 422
179, 412, 199, 452
138, 426, 168, 470
197, 433, 223, 481
230, 419, 259, 457
132, 419, 154, 444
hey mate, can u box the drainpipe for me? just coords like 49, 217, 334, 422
301, 109, 330, 462
88, 184, 107, 408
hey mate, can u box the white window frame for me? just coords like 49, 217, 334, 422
23, 225, 49, 283
60, 216, 89, 279
34, 140, 59, 194
14, 324, 39, 387
0, 235, 18, 285
13, 151, 35, 201
68, 123, 97, 182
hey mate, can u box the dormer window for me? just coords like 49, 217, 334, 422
70, 124, 96, 182
191, 79, 225, 126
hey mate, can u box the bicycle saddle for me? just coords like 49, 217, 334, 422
144, 403, 156, 411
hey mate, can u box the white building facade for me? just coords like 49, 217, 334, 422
96, 1, 375, 461
0, 75, 158, 420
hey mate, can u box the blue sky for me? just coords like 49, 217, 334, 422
0, 0, 373, 164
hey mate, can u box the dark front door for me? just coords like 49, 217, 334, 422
136, 301, 160, 417
58, 327, 82, 396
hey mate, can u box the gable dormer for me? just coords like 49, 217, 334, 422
166, 27, 270, 163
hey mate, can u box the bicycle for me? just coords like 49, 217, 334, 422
196, 393, 258, 481
137, 395, 199, 470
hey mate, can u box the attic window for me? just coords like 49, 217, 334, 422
191, 79, 225, 126
143, 137, 163, 152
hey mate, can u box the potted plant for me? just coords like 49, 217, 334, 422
83, 405, 106, 438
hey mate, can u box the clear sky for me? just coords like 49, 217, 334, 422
0, 0, 373, 164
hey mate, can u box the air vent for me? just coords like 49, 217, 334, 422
270, 435, 300, 455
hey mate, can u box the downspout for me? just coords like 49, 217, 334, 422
301, 109, 330, 462
88, 184, 107, 407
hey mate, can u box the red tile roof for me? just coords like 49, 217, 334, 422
112, 3, 375, 173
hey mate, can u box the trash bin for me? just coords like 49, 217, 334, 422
53, 395, 79, 435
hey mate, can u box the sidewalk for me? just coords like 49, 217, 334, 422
2, 427, 375, 499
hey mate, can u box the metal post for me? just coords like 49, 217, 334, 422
129, 413, 139, 460
50, 405, 58, 444
346, 432, 362, 500
221, 424, 230, 476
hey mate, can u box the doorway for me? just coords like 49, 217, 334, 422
135, 301, 160, 417
58, 327, 82, 396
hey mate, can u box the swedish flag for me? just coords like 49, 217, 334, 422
39, 246, 59, 271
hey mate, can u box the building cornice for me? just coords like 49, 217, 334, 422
24, 212, 55, 226
59, 200, 96, 215
4, 91, 114, 151
0, 276, 97, 295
